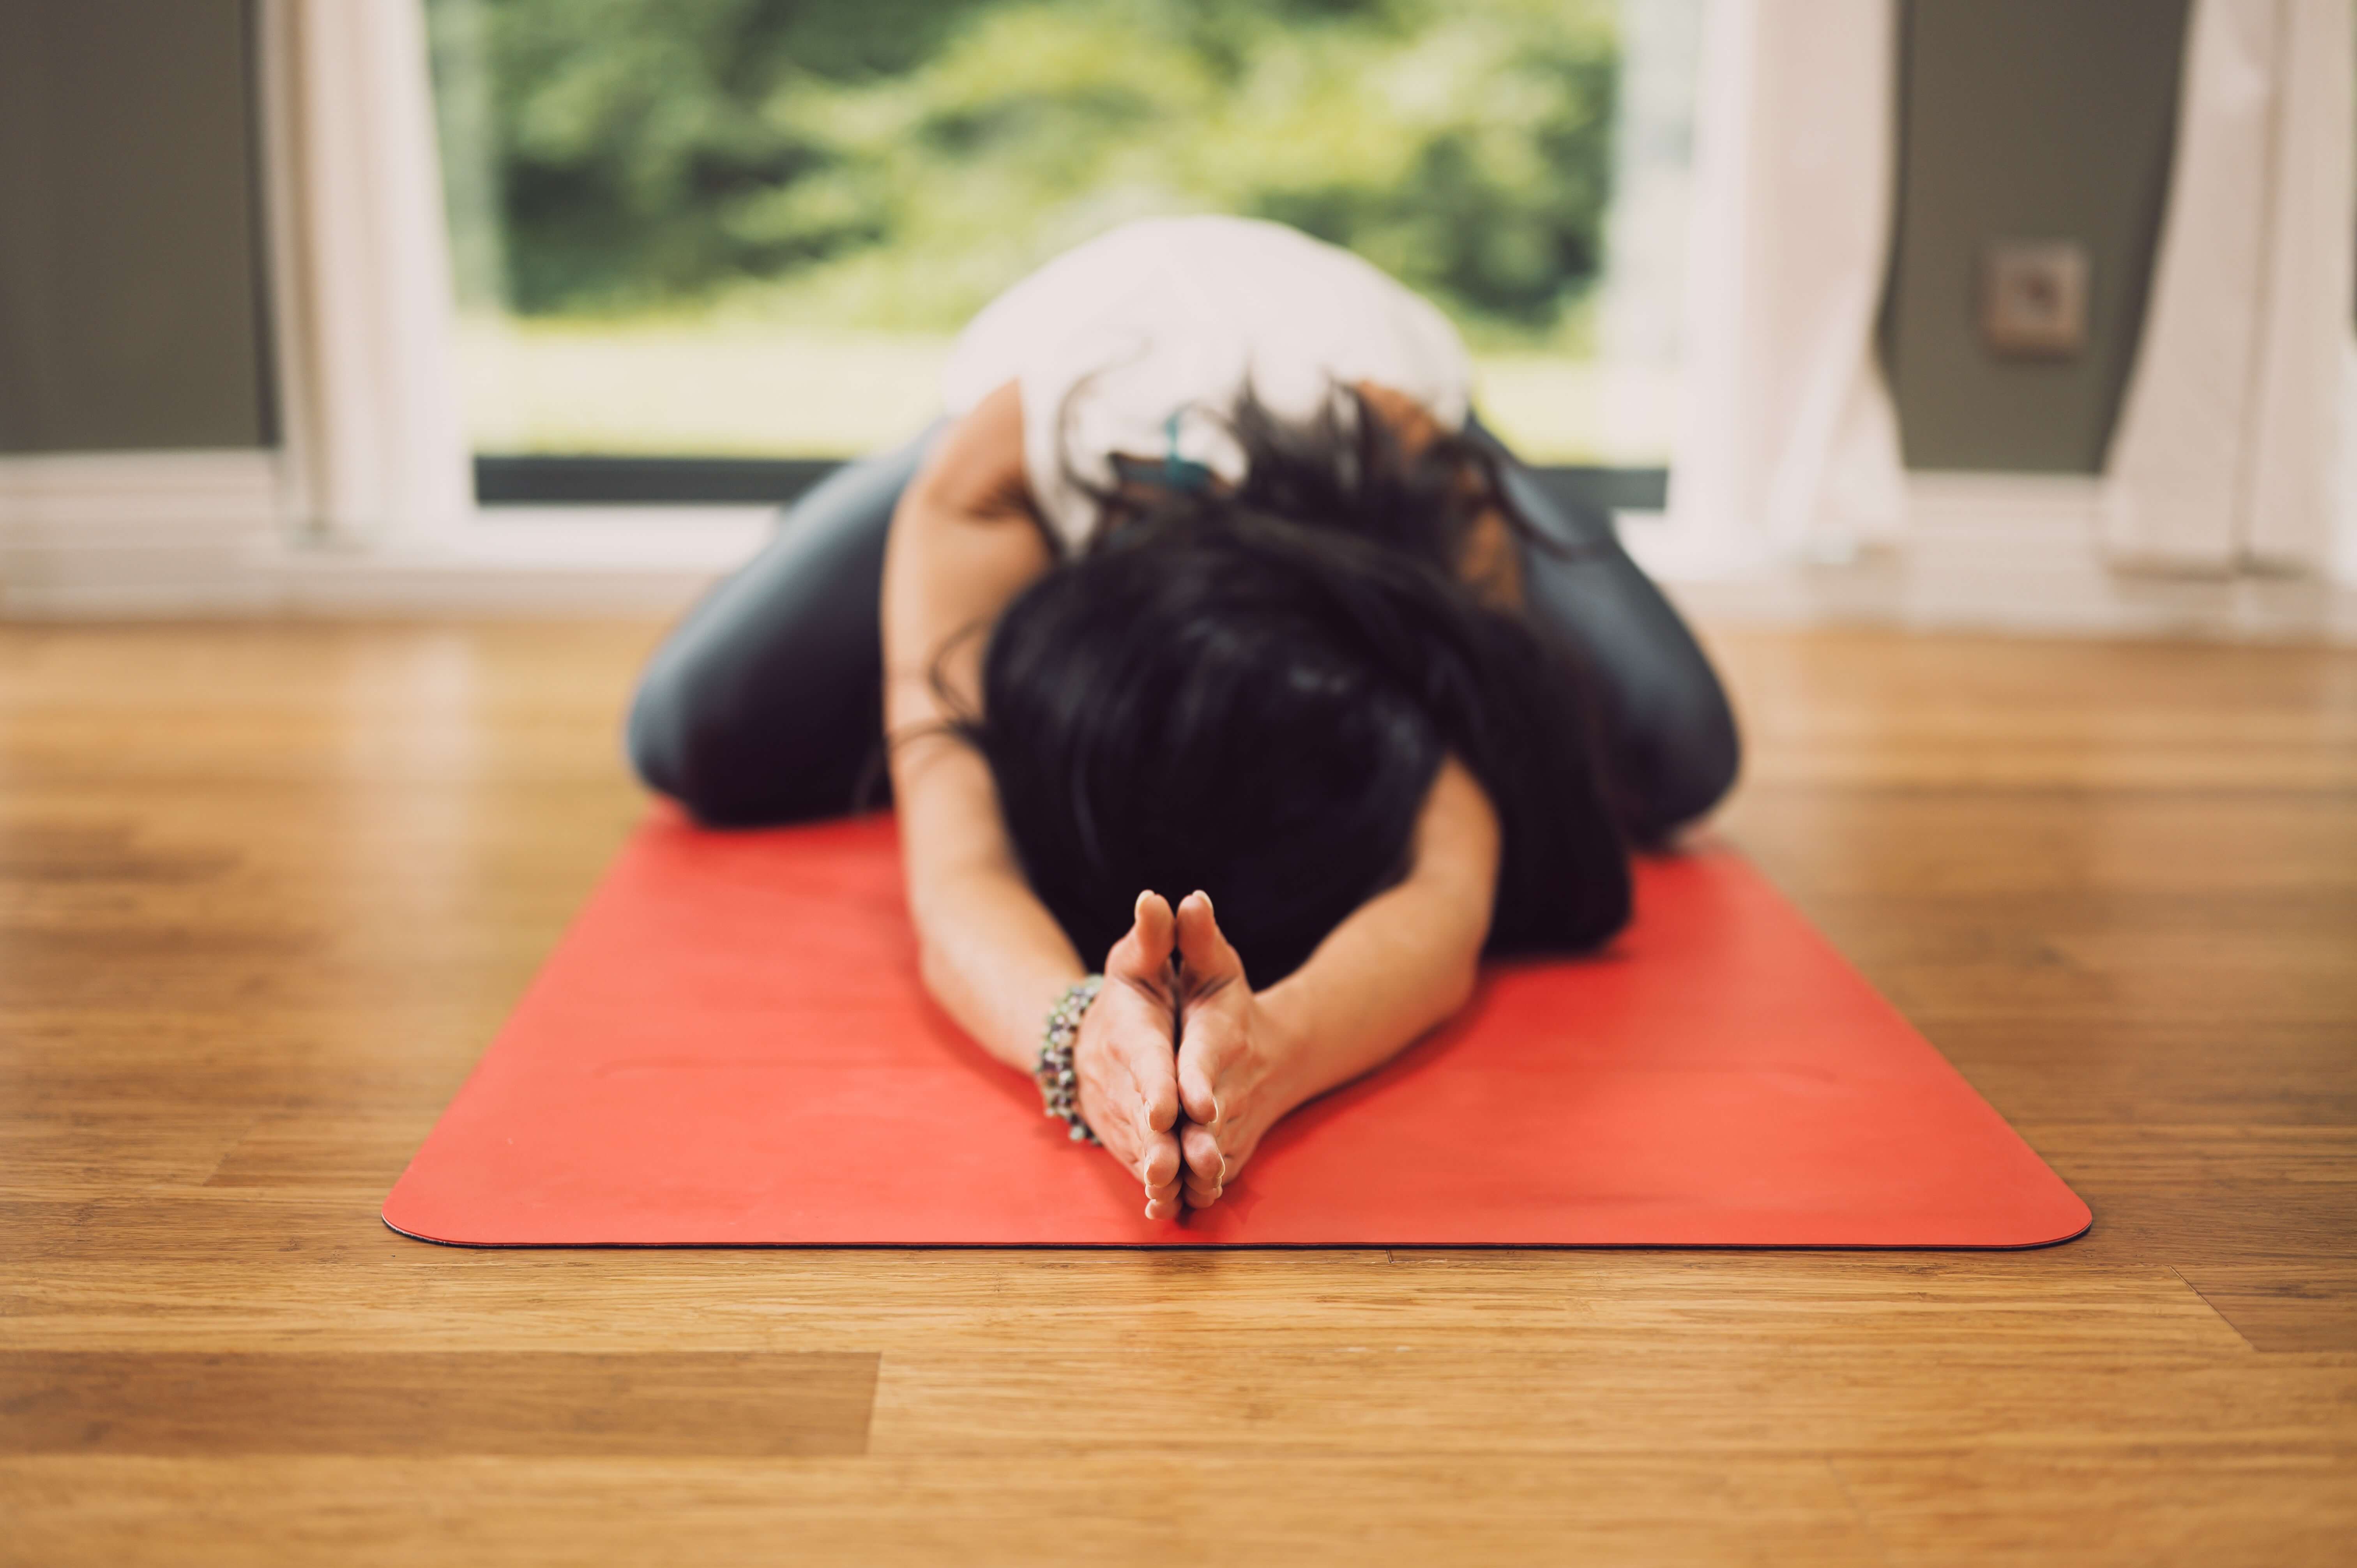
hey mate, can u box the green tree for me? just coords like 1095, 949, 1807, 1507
434, 0, 1618, 342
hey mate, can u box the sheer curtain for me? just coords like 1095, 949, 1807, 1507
1661, 0, 1906, 576
2101, 0, 2356, 578
260, 0, 470, 547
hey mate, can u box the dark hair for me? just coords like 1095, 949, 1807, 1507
959, 387, 1631, 984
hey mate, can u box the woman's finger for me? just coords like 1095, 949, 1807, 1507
1180, 1114, 1227, 1208
1110, 890, 1176, 984
1138, 1120, 1181, 1191
1081, 1021, 1166, 1186
1134, 1038, 1182, 1134
1180, 1119, 1225, 1186
1092, 890, 1187, 1219
1174, 889, 1245, 993
1176, 1024, 1222, 1128
1145, 1148, 1184, 1220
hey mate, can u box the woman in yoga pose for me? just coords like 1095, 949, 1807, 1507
627, 216, 1738, 1219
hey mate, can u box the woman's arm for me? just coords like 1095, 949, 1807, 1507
881, 382, 1187, 1216
882, 384, 1069, 1069
1170, 754, 1502, 1205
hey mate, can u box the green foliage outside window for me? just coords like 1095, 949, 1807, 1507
433, 0, 1619, 348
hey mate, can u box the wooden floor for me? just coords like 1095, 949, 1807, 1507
2, 620, 2353, 1565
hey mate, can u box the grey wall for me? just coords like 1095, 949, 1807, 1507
0, 0, 273, 454
1883, 0, 2190, 473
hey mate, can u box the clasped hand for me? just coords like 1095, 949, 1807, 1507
1070, 890, 1295, 1220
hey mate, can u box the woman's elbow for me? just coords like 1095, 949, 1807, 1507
1440, 947, 1482, 1021
913, 931, 959, 1012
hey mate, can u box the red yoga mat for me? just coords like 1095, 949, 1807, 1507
383, 811, 2089, 1248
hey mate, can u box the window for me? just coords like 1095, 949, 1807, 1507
426, 0, 1696, 505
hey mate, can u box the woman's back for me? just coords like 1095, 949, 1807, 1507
940, 215, 1474, 553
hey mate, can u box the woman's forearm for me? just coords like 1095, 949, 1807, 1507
894, 729, 1089, 1074
1253, 872, 1486, 1107
877, 383, 1079, 1074
1251, 756, 1499, 1108
911, 853, 1089, 1074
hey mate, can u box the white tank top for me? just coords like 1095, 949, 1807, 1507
940, 215, 1474, 554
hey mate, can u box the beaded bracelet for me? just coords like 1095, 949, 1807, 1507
1035, 974, 1105, 1144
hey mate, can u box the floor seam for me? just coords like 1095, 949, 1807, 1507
2168, 1263, 2262, 1354
1824, 1455, 1895, 1568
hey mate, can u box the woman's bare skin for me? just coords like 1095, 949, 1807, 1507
882, 378, 1504, 1217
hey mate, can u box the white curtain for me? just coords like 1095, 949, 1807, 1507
2102, 0, 2356, 576
1664, 0, 1906, 572
261, 0, 471, 547
2339, 337, 2357, 584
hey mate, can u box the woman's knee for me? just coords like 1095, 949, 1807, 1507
623, 654, 706, 805
623, 638, 772, 818
1627, 677, 1741, 842
625, 692, 772, 825
624, 651, 880, 827
620, 434, 927, 822
1673, 683, 1742, 815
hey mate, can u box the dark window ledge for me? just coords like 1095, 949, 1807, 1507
474, 455, 1668, 514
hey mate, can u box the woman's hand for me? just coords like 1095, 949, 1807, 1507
1171, 892, 1305, 1209
1072, 892, 1185, 1220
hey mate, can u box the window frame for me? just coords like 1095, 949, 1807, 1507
473, 455, 1667, 514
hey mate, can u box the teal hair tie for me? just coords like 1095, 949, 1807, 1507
1162, 411, 1215, 493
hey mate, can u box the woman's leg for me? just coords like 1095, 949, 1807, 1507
625, 424, 942, 826
1471, 422, 1740, 844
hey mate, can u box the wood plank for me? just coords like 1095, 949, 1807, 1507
2173, 1261, 2357, 1354
0, 1352, 878, 1457
0, 1454, 1886, 1568
203, 1114, 443, 1191
2013, 1123, 2357, 1267
865, 1347, 2357, 1459
1834, 1447, 2357, 1568
4, 1193, 2246, 1353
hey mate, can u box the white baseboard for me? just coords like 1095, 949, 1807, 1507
7, 456, 2355, 638
1631, 472, 2357, 642
2, 450, 770, 617
0, 450, 286, 615
263, 508, 774, 617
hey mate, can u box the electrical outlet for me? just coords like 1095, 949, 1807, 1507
1981, 239, 2089, 358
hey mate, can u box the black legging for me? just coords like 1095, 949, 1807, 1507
626, 421, 1739, 844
